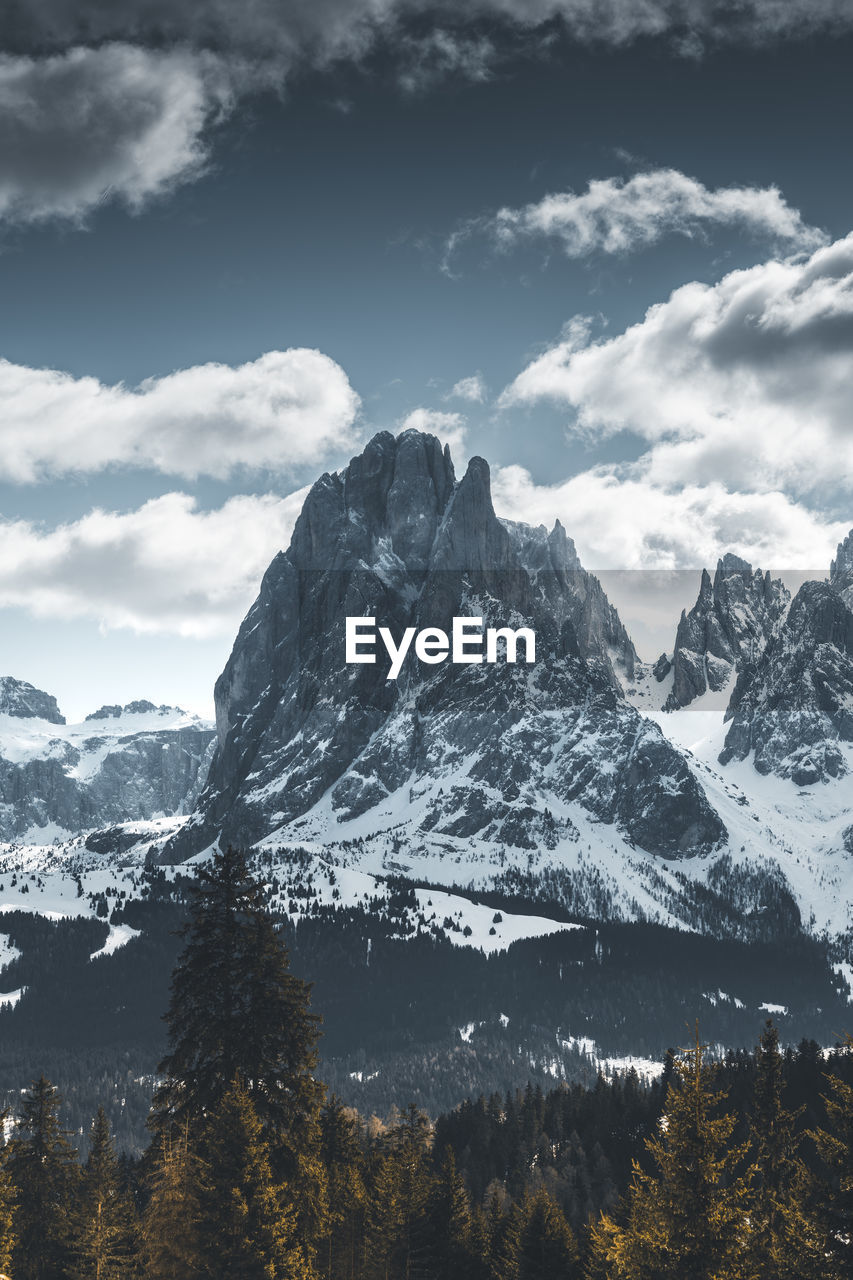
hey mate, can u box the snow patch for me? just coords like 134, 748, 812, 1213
89, 923, 141, 961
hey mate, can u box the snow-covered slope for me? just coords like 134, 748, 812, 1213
0, 696, 215, 841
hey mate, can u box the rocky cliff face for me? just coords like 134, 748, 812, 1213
0, 698, 215, 841
0, 677, 65, 724
719, 581, 853, 784
831, 529, 853, 609
169, 429, 725, 862
663, 555, 789, 711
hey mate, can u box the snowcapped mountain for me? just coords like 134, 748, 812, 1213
166, 430, 722, 867
0, 692, 215, 841
720, 579, 853, 784
659, 555, 789, 711
0, 432, 852, 957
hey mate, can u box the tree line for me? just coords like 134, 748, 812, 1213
0, 845, 850, 1278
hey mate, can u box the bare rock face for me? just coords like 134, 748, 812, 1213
664, 554, 789, 710
0, 676, 65, 724
831, 529, 853, 609
168, 429, 725, 862
720, 581, 853, 784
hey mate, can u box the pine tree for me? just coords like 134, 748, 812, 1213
141, 1125, 205, 1280
197, 1076, 306, 1280
152, 846, 324, 1142
365, 1105, 433, 1280
746, 1020, 820, 1278
515, 1187, 578, 1280
0, 1109, 16, 1278
320, 1096, 367, 1280
8, 1076, 80, 1280
808, 1032, 853, 1279
69, 1107, 138, 1280
587, 1029, 750, 1280
425, 1149, 473, 1280
149, 845, 328, 1259
489, 1198, 522, 1280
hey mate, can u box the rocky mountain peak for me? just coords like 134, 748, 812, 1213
0, 677, 65, 725
663, 555, 789, 711
167, 428, 718, 863
720, 580, 853, 784
830, 528, 853, 608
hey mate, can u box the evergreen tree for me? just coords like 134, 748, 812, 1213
515, 1187, 578, 1280
140, 1125, 205, 1280
808, 1032, 853, 1279
320, 1096, 367, 1280
425, 1149, 473, 1280
365, 1105, 433, 1280
746, 1020, 819, 1278
8, 1076, 79, 1280
0, 1109, 16, 1278
489, 1198, 522, 1280
69, 1107, 138, 1280
587, 1029, 750, 1280
152, 846, 323, 1142
197, 1076, 306, 1280
149, 845, 327, 1258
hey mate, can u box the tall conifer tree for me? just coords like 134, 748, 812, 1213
149, 845, 327, 1257
0, 1108, 16, 1278
426, 1149, 474, 1280
70, 1106, 138, 1280
588, 1029, 750, 1279
141, 1125, 205, 1280
152, 845, 323, 1144
8, 1076, 79, 1280
197, 1076, 306, 1280
516, 1187, 578, 1280
809, 1032, 853, 1279
320, 1096, 367, 1280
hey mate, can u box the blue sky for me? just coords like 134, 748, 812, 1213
1, 3, 852, 719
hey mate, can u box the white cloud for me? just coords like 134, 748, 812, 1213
0, 348, 360, 482
0, 43, 236, 224
491, 465, 849, 573
0, 491, 308, 638
500, 232, 853, 502
448, 374, 487, 403
398, 408, 468, 455
447, 168, 825, 266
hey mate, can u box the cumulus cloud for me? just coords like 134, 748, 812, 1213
447, 373, 487, 403
0, 348, 360, 482
0, 491, 307, 637
445, 168, 825, 266
491, 465, 849, 573
398, 407, 468, 455
0, 43, 236, 224
500, 232, 853, 502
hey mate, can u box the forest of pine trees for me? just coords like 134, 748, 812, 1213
0, 845, 850, 1278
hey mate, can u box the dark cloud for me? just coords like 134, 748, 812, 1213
5, 0, 853, 63
0, 44, 234, 223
